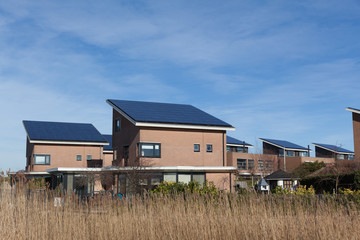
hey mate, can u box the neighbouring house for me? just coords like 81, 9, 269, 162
265, 169, 299, 191
22, 120, 111, 193
102, 134, 114, 167
23, 120, 109, 172
346, 107, 360, 160
226, 136, 278, 181
106, 99, 238, 194
259, 138, 335, 172
312, 143, 354, 160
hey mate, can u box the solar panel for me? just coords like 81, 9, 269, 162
23, 120, 108, 143
313, 143, 353, 153
107, 99, 233, 127
226, 136, 252, 146
260, 138, 308, 150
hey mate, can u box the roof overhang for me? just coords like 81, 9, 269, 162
346, 107, 360, 115
226, 143, 253, 148
107, 100, 235, 131
259, 138, 310, 152
28, 139, 109, 146
46, 166, 237, 174
103, 150, 114, 153
312, 143, 354, 155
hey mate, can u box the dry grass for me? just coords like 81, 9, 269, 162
0, 190, 360, 240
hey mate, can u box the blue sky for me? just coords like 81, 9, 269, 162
1, 0, 360, 171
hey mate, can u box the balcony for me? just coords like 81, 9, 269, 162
87, 160, 103, 168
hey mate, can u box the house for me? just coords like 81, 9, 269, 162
226, 136, 278, 180
264, 169, 299, 191
346, 107, 360, 160
106, 99, 238, 193
259, 138, 335, 172
226, 136, 252, 153
102, 134, 114, 166
312, 143, 354, 160
23, 120, 109, 172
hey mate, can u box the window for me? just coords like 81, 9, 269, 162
299, 152, 309, 157
139, 143, 161, 158
226, 146, 231, 152
349, 155, 355, 160
337, 154, 345, 160
192, 174, 205, 185
178, 174, 191, 184
164, 173, 177, 182
258, 160, 264, 171
283, 180, 293, 189
194, 144, 200, 152
115, 118, 121, 132
34, 155, 50, 165
265, 160, 274, 171
279, 149, 284, 157
248, 159, 254, 170
76, 155, 82, 161
286, 150, 295, 157
237, 159, 247, 170
87, 155, 92, 160
206, 144, 213, 152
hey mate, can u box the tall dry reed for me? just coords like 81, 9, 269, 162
0, 189, 359, 240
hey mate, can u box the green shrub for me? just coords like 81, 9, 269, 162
151, 181, 219, 196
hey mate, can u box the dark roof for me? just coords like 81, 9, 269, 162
312, 143, 353, 154
102, 134, 113, 151
107, 99, 233, 128
265, 169, 298, 180
258, 178, 269, 187
226, 136, 252, 146
23, 120, 108, 143
259, 138, 308, 151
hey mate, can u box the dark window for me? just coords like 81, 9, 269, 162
76, 155, 82, 161
248, 159, 254, 170
139, 143, 161, 158
279, 149, 284, 157
265, 160, 274, 171
194, 144, 200, 152
286, 150, 295, 157
337, 154, 345, 160
206, 144, 213, 152
237, 159, 246, 170
115, 118, 121, 132
87, 155, 92, 160
258, 160, 264, 171
349, 155, 355, 160
34, 155, 50, 165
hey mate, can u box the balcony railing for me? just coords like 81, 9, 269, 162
87, 160, 103, 168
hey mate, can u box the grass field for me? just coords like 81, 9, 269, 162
1, 189, 360, 240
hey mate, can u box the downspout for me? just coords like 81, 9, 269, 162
222, 132, 225, 166
283, 147, 286, 172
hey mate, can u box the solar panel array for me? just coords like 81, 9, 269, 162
313, 143, 353, 153
102, 134, 113, 150
23, 120, 108, 143
107, 99, 233, 127
260, 138, 308, 150
226, 136, 252, 146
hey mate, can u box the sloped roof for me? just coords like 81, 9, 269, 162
265, 169, 298, 180
258, 178, 269, 187
346, 107, 360, 114
23, 120, 108, 144
226, 136, 253, 147
102, 134, 113, 151
107, 99, 234, 130
312, 143, 353, 154
259, 138, 308, 151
